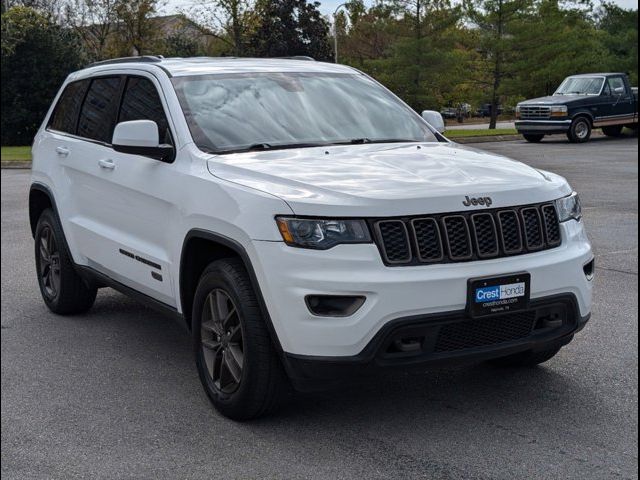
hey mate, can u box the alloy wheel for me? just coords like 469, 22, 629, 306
38, 226, 61, 299
200, 289, 244, 394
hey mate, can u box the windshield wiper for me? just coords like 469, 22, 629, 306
335, 138, 419, 145
217, 142, 330, 154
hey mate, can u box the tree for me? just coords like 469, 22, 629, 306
64, 0, 118, 61
508, 0, 610, 98
597, 2, 638, 85
112, 0, 160, 56
188, 0, 256, 56
1, 6, 84, 145
248, 0, 332, 61
464, 0, 533, 128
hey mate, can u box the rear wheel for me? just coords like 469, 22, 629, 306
523, 134, 545, 143
34, 209, 97, 314
567, 117, 592, 143
602, 125, 624, 137
488, 345, 561, 367
193, 258, 288, 420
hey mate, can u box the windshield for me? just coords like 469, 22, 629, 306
554, 76, 604, 96
171, 72, 438, 153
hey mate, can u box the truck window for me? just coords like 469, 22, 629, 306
48, 80, 90, 135
118, 77, 172, 145
77, 77, 122, 144
607, 77, 627, 95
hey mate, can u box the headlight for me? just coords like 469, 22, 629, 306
515, 105, 521, 119
550, 105, 568, 117
555, 192, 582, 222
276, 217, 372, 249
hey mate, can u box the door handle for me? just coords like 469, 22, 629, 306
55, 146, 70, 157
98, 159, 115, 170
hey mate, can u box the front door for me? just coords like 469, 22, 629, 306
62, 73, 178, 306
598, 76, 636, 125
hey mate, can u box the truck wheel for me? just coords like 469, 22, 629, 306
523, 134, 545, 143
192, 258, 289, 420
602, 125, 624, 137
488, 345, 561, 367
34, 208, 97, 314
567, 117, 591, 143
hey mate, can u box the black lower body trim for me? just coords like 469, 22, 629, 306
75, 265, 184, 323
282, 294, 589, 392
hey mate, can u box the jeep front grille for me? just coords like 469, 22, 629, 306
371, 202, 562, 266
519, 106, 551, 120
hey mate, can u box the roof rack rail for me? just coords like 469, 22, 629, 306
87, 55, 164, 68
278, 56, 315, 61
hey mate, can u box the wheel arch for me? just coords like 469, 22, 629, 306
29, 183, 57, 238
178, 229, 284, 352
570, 111, 594, 126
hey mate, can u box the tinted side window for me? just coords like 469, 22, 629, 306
119, 77, 172, 144
608, 77, 626, 94
77, 77, 122, 143
48, 80, 90, 134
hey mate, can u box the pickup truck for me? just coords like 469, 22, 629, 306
515, 73, 638, 143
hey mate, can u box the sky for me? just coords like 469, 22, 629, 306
162, 0, 639, 17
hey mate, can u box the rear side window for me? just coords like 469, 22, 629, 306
118, 77, 172, 144
77, 77, 122, 143
48, 80, 89, 134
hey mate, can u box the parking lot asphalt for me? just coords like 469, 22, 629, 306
1, 136, 638, 480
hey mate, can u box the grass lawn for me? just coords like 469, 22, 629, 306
445, 129, 518, 138
1, 146, 32, 162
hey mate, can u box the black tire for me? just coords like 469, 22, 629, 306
523, 134, 545, 143
34, 208, 97, 314
488, 345, 561, 367
567, 117, 592, 143
192, 258, 289, 420
602, 125, 624, 137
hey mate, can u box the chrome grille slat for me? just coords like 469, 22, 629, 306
520, 106, 551, 120
373, 203, 562, 266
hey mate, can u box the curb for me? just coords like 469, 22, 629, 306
1, 161, 31, 169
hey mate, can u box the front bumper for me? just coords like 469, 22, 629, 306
250, 220, 593, 358
283, 294, 589, 391
516, 119, 572, 134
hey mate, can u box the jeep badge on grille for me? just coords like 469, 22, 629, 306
463, 196, 493, 207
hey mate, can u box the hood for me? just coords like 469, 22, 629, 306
520, 94, 592, 106
206, 142, 571, 217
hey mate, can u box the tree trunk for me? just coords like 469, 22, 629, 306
489, 0, 504, 130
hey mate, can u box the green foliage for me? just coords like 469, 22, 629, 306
1, 6, 84, 145
161, 32, 201, 57
597, 2, 638, 85
248, 0, 332, 60
508, 0, 611, 97
112, 0, 159, 56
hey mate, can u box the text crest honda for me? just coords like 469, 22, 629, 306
30, 57, 593, 420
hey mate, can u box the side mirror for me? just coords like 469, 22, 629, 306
421, 110, 446, 133
112, 120, 174, 162
614, 86, 625, 95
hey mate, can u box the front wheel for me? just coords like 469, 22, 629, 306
523, 134, 545, 143
567, 117, 592, 143
192, 258, 288, 420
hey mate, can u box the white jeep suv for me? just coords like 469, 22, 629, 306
30, 56, 594, 420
